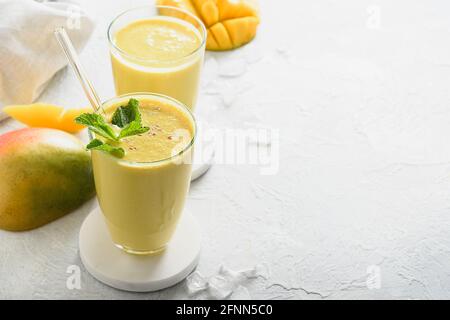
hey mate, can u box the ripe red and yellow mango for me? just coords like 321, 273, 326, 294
0, 128, 95, 231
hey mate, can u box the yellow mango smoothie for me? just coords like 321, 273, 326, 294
108, 6, 206, 110
91, 93, 196, 255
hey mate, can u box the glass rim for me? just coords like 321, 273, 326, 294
89, 92, 197, 166
107, 5, 207, 64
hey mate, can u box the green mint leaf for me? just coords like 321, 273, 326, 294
114, 98, 149, 139
86, 139, 125, 158
75, 113, 118, 141
111, 98, 141, 128
75, 99, 149, 159
118, 121, 149, 139
86, 139, 104, 149
111, 106, 130, 128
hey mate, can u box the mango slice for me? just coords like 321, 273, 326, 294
157, 0, 260, 51
3, 104, 90, 133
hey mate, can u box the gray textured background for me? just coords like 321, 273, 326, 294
2, 0, 450, 299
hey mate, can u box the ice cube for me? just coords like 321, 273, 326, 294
187, 264, 268, 299
186, 271, 209, 295
242, 263, 270, 280
218, 265, 243, 282
208, 275, 234, 299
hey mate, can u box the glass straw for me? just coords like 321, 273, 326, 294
54, 26, 105, 114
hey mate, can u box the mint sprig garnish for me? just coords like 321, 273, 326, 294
75, 99, 149, 158
87, 139, 125, 158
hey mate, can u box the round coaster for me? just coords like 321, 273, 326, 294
79, 207, 201, 292
191, 117, 215, 181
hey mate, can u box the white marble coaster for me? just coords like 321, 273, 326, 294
79, 207, 201, 292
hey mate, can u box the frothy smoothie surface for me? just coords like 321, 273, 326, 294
105, 98, 194, 163
114, 17, 201, 61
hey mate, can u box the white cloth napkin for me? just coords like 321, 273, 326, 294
0, 0, 95, 120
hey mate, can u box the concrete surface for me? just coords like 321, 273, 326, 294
1, 0, 450, 299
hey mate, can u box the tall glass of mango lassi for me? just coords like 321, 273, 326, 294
90, 93, 196, 255
107, 6, 206, 111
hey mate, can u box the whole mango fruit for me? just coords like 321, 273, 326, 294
0, 128, 95, 231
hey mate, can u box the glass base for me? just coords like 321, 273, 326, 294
113, 243, 167, 256
79, 207, 201, 292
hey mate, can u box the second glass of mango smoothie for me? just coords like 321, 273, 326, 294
107, 5, 206, 111
91, 93, 196, 255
